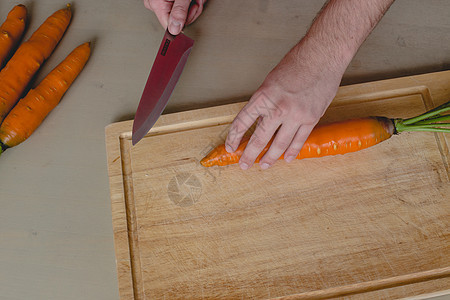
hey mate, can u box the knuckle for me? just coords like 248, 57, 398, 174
285, 143, 304, 156
144, 1, 153, 10
196, 3, 204, 13
249, 135, 268, 149
233, 117, 250, 131
147, 0, 162, 11
275, 139, 291, 150
261, 155, 277, 165
287, 144, 302, 153
262, 144, 288, 163
293, 104, 324, 125
229, 123, 247, 139
171, 3, 189, 16
270, 106, 284, 119
192, 0, 205, 11
226, 132, 246, 149
226, 135, 240, 148
225, 135, 238, 147
239, 154, 255, 166
240, 108, 259, 123
258, 98, 289, 121
285, 148, 300, 158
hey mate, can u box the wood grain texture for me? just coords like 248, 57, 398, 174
105, 71, 450, 299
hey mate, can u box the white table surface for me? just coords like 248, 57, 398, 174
0, 1, 449, 299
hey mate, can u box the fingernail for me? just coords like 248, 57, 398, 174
285, 156, 294, 163
169, 20, 182, 35
260, 163, 270, 170
225, 144, 234, 153
240, 162, 249, 170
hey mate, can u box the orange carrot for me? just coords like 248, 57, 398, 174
0, 4, 72, 123
0, 42, 91, 154
0, 4, 27, 68
200, 103, 450, 167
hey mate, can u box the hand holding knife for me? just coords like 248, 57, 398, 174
133, 1, 202, 145
143, 0, 205, 35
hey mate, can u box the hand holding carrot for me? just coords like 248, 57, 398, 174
143, 0, 207, 35
225, 46, 343, 170
225, 0, 395, 170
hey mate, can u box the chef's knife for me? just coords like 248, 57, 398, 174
132, 30, 194, 145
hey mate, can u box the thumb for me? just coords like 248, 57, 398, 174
168, 0, 190, 35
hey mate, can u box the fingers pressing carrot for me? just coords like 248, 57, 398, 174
201, 117, 394, 167
201, 103, 450, 168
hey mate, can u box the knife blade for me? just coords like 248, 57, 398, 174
132, 30, 194, 145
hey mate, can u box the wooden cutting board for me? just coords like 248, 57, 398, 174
105, 71, 450, 300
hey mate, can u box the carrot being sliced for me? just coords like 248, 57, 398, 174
0, 42, 91, 154
200, 103, 450, 167
0, 4, 72, 123
0, 4, 27, 68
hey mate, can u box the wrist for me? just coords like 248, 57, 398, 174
288, 0, 395, 80
295, 33, 351, 78
275, 36, 347, 91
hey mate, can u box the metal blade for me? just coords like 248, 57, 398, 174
132, 30, 194, 145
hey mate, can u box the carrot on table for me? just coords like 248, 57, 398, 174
0, 4, 72, 123
200, 103, 450, 167
0, 4, 27, 68
0, 42, 91, 154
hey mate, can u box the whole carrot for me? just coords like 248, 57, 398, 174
0, 4, 72, 123
0, 42, 91, 154
200, 103, 450, 167
0, 4, 27, 68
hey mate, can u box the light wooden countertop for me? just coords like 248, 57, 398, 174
0, 0, 448, 299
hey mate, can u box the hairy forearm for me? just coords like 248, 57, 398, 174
290, 0, 395, 76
